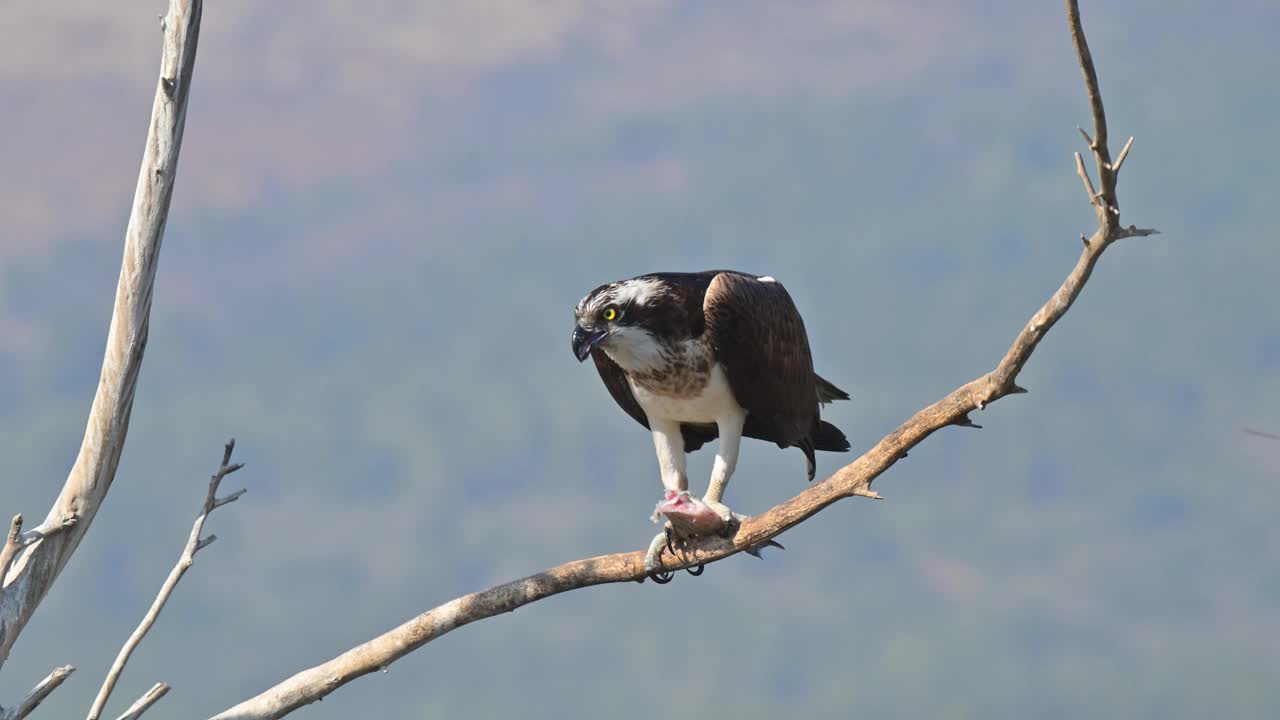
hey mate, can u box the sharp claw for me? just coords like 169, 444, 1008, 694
650, 570, 675, 584
744, 539, 786, 559
686, 564, 705, 577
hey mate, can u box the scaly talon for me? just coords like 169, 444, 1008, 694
643, 529, 678, 584
644, 529, 670, 574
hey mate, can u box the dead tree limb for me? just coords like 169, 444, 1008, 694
0, 0, 202, 669
87, 441, 245, 720
0, 665, 76, 720
211, 2, 1155, 717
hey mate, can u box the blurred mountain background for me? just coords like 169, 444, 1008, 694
2, 1, 1278, 717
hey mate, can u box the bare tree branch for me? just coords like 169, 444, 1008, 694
1244, 428, 1280, 441
87, 441, 245, 720
0, 0, 203, 669
0, 665, 76, 720
1075, 125, 1094, 149
1112, 135, 1134, 174
210, 2, 1155, 718
1074, 151, 1104, 211
113, 683, 170, 720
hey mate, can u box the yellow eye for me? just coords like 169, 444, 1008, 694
602, 306, 618, 321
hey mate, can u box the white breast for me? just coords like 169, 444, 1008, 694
629, 363, 742, 424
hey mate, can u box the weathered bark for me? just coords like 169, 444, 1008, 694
0, 0, 202, 669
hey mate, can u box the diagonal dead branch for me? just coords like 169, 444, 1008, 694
0, 0, 202, 669
1074, 152, 1102, 209
113, 683, 170, 720
1076, 125, 1095, 149
1112, 136, 1134, 173
0, 664, 75, 720
1113, 225, 1159, 240
212, 488, 247, 510
211, 4, 1155, 718
87, 440, 246, 720
1245, 428, 1280, 441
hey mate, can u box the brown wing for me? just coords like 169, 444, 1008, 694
590, 347, 717, 451
704, 272, 819, 448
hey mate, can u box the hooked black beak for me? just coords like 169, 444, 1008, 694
571, 325, 607, 362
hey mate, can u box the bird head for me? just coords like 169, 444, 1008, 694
571, 277, 674, 368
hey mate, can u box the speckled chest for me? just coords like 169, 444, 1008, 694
624, 338, 743, 424
626, 336, 714, 398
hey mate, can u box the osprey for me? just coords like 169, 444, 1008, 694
571, 270, 850, 574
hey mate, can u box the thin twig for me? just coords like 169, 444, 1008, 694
1112, 135, 1134, 173
113, 683, 170, 720
0, 0, 203, 669
86, 440, 245, 720
212, 489, 247, 510
1074, 151, 1100, 207
212, 3, 1156, 717
1113, 225, 1159, 240
1076, 125, 1095, 149
0, 665, 75, 720
1245, 428, 1280, 441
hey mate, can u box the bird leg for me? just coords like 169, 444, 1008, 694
701, 411, 746, 528
649, 420, 688, 497
645, 421, 696, 576
644, 414, 774, 578
654, 411, 787, 565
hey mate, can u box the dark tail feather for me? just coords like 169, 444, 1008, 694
799, 437, 817, 481
812, 420, 850, 452
815, 374, 850, 404
798, 420, 851, 481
